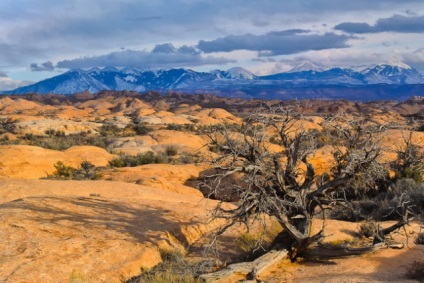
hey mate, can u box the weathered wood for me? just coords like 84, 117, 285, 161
388, 243, 404, 249
199, 249, 288, 283
301, 242, 384, 259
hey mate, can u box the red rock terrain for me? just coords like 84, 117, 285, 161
0, 92, 423, 282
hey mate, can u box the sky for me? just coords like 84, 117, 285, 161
1, 0, 424, 90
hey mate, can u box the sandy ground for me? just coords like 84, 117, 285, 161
260, 220, 424, 283
186, 218, 424, 282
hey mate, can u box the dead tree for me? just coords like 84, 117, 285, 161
391, 131, 424, 182
203, 107, 391, 260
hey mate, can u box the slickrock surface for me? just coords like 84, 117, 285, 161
0, 145, 116, 179
0, 94, 423, 283
102, 164, 204, 197
0, 179, 219, 282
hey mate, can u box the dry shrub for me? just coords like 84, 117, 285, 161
235, 232, 259, 256
69, 269, 92, 283
323, 238, 353, 247
414, 232, 424, 245
405, 260, 424, 282
358, 221, 377, 238
128, 245, 200, 283
133, 271, 199, 283
47, 160, 101, 180
235, 219, 282, 259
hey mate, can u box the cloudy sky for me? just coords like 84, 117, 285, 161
1, 0, 424, 90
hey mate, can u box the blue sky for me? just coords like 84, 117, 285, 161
1, 0, 424, 90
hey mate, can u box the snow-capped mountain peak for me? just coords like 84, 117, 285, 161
381, 61, 413, 70
360, 62, 414, 75
288, 62, 325, 72
358, 62, 422, 84
226, 67, 257, 80
101, 66, 119, 72
2, 63, 424, 97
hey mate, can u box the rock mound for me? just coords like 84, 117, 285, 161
0, 179, 220, 282
0, 145, 115, 179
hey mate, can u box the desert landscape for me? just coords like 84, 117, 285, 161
0, 92, 423, 282
3, 1, 424, 282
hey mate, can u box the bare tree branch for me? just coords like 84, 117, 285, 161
202, 107, 410, 260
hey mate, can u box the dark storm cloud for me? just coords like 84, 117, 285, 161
0, 71, 7, 77
197, 30, 352, 55
151, 43, 178, 54
150, 43, 200, 55
1, 0, 424, 79
178, 45, 201, 55
335, 14, 424, 34
0, 43, 44, 66
30, 61, 55, 72
334, 23, 375, 34
56, 44, 235, 69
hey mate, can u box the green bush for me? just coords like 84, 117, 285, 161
49, 161, 101, 180
45, 128, 61, 136
53, 161, 74, 179
178, 153, 202, 164
21, 130, 112, 150
166, 123, 185, 131
165, 146, 178, 157
394, 167, 423, 183
0, 117, 17, 134
166, 123, 196, 132
330, 179, 424, 222
109, 151, 170, 167
19, 130, 86, 149
99, 123, 120, 137
74, 160, 100, 180
131, 122, 153, 135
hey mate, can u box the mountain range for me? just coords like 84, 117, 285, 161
3, 63, 424, 101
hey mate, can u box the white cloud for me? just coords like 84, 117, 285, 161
198, 30, 353, 55
56, 44, 235, 69
0, 77, 32, 91
0, 0, 424, 80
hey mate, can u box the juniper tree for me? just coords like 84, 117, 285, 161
203, 107, 405, 260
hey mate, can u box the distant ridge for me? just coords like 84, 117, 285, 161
1, 67, 257, 95
2, 63, 424, 101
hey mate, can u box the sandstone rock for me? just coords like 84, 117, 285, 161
54, 105, 93, 119
16, 118, 100, 135
0, 97, 42, 114
149, 129, 209, 154
0, 145, 115, 179
109, 136, 158, 155
0, 179, 220, 282
103, 164, 205, 197
190, 108, 242, 125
